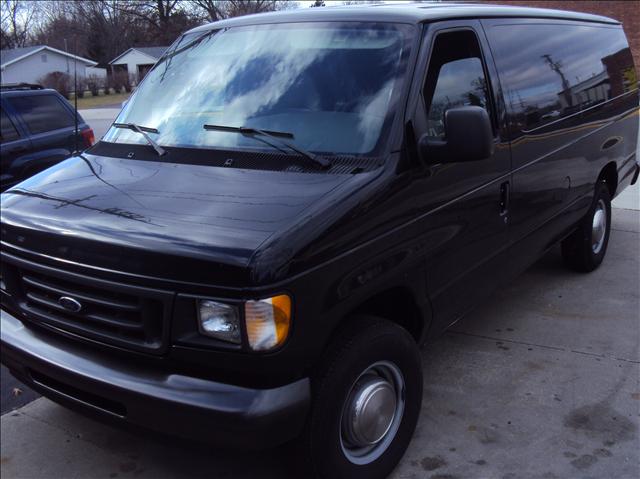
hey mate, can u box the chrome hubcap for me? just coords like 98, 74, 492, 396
340, 361, 405, 465
592, 199, 607, 254
343, 377, 396, 446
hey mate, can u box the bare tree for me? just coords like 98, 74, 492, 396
114, 1, 176, 29
189, 0, 226, 22
190, 0, 296, 22
1, 0, 41, 48
109, 0, 200, 46
226, 0, 294, 16
73, 1, 150, 65
27, 1, 151, 65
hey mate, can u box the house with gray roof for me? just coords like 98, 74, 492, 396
0, 45, 98, 85
109, 46, 169, 84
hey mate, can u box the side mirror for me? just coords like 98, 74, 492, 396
419, 106, 494, 163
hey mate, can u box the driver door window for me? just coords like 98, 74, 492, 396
424, 30, 493, 138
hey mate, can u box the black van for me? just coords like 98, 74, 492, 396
1, 3, 638, 478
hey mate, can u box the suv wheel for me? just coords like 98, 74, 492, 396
561, 180, 612, 272
305, 317, 423, 479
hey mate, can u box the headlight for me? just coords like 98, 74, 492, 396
245, 294, 291, 351
197, 300, 240, 343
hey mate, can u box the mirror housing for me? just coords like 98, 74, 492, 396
419, 106, 494, 163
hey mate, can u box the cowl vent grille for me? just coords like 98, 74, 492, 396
87, 141, 382, 175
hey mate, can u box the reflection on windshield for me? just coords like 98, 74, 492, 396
103, 23, 413, 156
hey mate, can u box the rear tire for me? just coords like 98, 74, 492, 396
304, 317, 423, 479
561, 180, 611, 272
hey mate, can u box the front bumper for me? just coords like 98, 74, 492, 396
0, 309, 310, 448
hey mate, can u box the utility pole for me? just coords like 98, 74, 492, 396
542, 54, 572, 108
64, 38, 69, 74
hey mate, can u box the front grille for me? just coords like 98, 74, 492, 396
2, 255, 173, 354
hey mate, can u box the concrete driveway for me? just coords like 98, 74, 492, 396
80, 108, 120, 141
1, 205, 638, 478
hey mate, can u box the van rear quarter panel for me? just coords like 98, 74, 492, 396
483, 19, 639, 273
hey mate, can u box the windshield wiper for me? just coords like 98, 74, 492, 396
203, 124, 331, 169
113, 123, 166, 157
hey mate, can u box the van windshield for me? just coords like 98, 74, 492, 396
103, 22, 414, 157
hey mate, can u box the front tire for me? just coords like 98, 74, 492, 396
305, 317, 423, 479
561, 180, 612, 272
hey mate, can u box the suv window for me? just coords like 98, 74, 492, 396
5, 94, 74, 135
1, 108, 20, 142
424, 30, 491, 138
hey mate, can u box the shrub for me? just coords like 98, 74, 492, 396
38, 71, 72, 99
124, 73, 134, 93
103, 77, 112, 95
87, 75, 101, 96
109, 74, 122, 94
75, 79, 86, 98
112, 70, 129, 94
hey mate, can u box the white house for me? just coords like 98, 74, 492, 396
109, 46, 168, 84
0, 45, 98, 84
86, 66, 107, 81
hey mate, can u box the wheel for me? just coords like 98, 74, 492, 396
561, 180, 612, 272
304, 317, 423, 479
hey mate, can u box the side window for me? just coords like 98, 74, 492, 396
424, 30, 492, 138
5, 94, 75, 135
1, 108, 20, 143
485, 23, 633, 132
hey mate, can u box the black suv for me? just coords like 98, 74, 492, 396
0, 84, 94, 191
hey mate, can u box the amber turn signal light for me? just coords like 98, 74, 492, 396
244, 294, 291, 351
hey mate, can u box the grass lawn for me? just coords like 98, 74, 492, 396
69, 91, 131, 110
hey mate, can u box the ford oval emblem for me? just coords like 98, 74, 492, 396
58, 296, 82, 313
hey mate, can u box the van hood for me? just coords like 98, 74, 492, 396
0, 153, 353, 287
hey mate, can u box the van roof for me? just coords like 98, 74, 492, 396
186, 2, 619, 34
